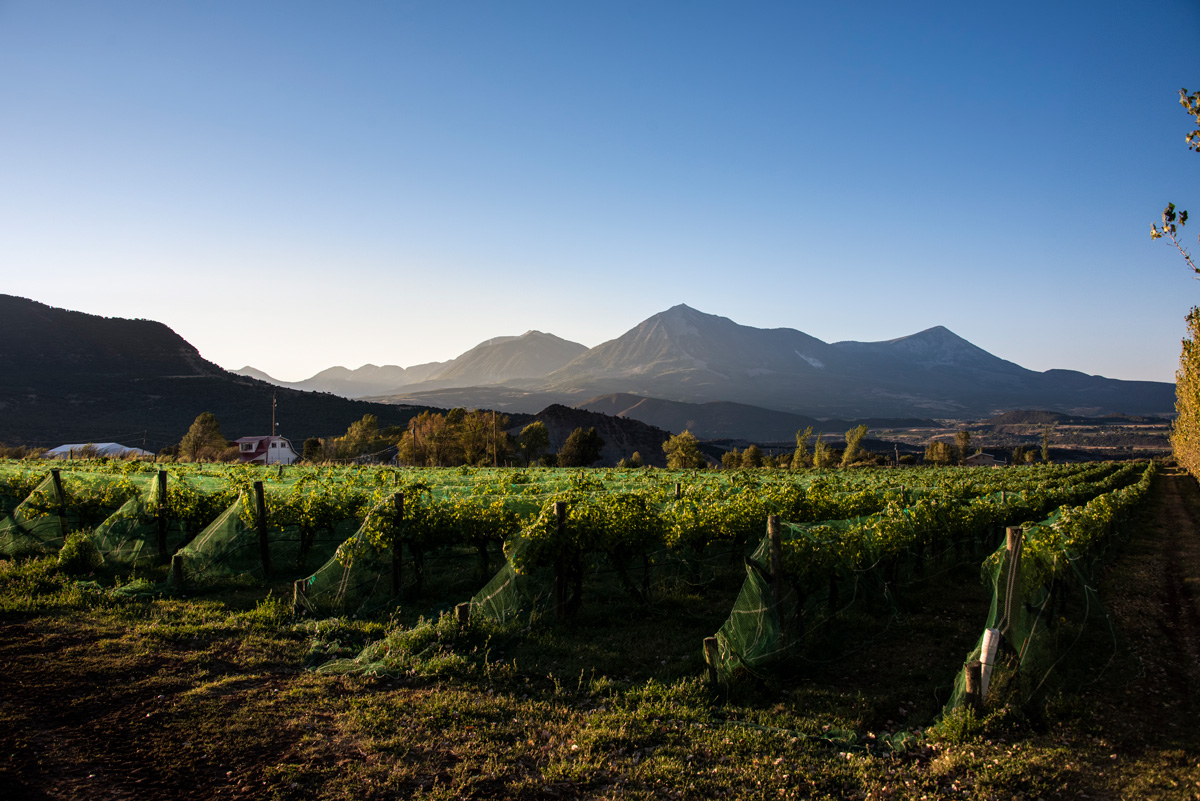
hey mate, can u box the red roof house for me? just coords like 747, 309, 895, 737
234, 435, 299, 465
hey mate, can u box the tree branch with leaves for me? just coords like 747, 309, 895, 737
1151, 89, 1200, 273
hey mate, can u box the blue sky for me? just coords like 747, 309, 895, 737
2, 1, 1198, 384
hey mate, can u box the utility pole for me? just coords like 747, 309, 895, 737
270, 392, 277, 465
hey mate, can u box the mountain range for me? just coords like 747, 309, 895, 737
244, 304, 1173, 427
3, 295, 1176, 448
233, 331, 587, 398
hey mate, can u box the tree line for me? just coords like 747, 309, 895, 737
161, 409, 614, 468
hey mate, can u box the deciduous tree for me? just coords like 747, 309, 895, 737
1153, 89, 1200, 479
520, 421, 550, 465
841, 424, 868, 467
954, 430, 971, 464
558, 427, 605, 467
792, 426, 813, 469
663, 430, 707, 469
179, 412, 228, 462
337, 414, 381, 459
924, 440, 953, 466
1173, 307, 1200, 476
812, 434, 827, 469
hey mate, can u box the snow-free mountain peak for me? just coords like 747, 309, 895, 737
412, 331, 589, 388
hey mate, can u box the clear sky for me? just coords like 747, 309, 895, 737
2, 1, 1198, 383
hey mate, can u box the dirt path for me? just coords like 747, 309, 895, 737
1081, 467, 1200, 797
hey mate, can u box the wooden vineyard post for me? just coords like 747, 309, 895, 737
171, 553, 184, 587
768, 515, 784, 612
391, 493, 404, 597
999, 527, 1024, 637
703, 636, 720, 684
254, 481, 271, 577
998, 492, 1007, 549
1006, 526, 1022, 554
964, 659, 983, 713
293, 579, 307, 612
49, 468, 66, 542
554, 501, 567, 619
156, 470, 169, 563
455, 602, 470, 628
675, 482, 682, 500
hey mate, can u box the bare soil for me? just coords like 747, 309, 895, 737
1076, 467, 1200, 797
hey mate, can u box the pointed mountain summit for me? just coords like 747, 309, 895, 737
835, 326, 1022, 372
513, 305, 1172, 418
389, 304, 1173, 419
420, 330, 588, 387
543, 304, 836, 385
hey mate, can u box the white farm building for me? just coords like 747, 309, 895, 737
235, 435, 299, 465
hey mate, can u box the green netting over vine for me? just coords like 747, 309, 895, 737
172, 492, 361, 586
294, 508, 506, 618
0, 470, 150, 557
942, 462, 1157, 714
91, 480, 172, 569
88, 473, 229, 569
469, 524, 556, 623
707, 516, 887, 681
707, 462, 1150, 684
0, 474, 67, 557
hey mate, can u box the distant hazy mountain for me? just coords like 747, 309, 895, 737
416, 331, 589, 388
242, 330, 587, 399
233, 365, 280, 383
380, 304, 1175, 422
232, 362, 445, 398
0, 295, 438, 448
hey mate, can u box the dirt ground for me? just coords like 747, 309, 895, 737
1076, 467, 1200, 797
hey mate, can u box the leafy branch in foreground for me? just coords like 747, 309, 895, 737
1152, 202, 1196, 274
1150, 88, 1200, 273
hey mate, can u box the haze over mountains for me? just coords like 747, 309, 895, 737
243, 304, 1175, 430
234, 330, 586, 398
4, 293, 1175, 448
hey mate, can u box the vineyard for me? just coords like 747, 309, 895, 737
0, 458, 1156, 717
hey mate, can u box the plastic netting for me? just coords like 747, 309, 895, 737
469, 534, 747, 626
294, 508, 505, 617
89, 473, 233, 570
171, 491, 361, 586
941, 463, 1156, 714
0, 473, 67, 557
470, 535, 551, 623
707, 516, 916, 681
0, 470, 148, 557
705, 464, 1150, 683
